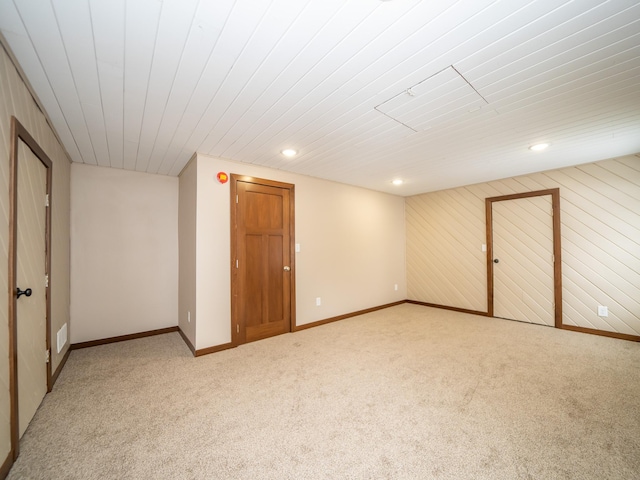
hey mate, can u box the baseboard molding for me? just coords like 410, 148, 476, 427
50, 347, 71, 388
0, 448, 13, 480
177, 328, 234, 357
187, 301, 407, 356
293, 301, 407, 332
195, 342, 234, 357
178, 328, 196, 355
405, 299, 489, 317
71, 326, 179, 350
407, 300, 640, 342
561, 324, 640, 342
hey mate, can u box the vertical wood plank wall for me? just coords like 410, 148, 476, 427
407, 155, 640, 337
0, 45, 71, 465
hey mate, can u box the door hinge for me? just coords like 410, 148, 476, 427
237, 324, 239, 333
45, 274, 49, 288
45, 349, 50, 364
45, 194, 49, 207
236, 259, 238, 269
236, 195, 238, 204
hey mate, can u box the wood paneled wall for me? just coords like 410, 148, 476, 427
0, 43, 71, 466
407, 184, 488, 312
407, 155, 640, 336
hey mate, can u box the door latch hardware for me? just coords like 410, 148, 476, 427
16, 287, 32, 298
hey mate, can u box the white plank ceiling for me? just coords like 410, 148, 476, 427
0, 0, 639, 196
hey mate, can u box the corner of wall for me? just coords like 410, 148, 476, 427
194, 156, 232, 350
178, 159, 197, 349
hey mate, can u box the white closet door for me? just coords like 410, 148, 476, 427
493, 195, 555, 326
16, 141, 48, 438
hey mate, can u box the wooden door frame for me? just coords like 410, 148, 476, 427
230, 174, 296, 346
8, 116, 53, 461
485, 188, 562, 328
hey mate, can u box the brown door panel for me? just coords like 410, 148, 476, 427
232, 176, 295, 345
246, 320, 288, 344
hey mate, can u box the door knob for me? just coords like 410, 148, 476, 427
283, 266, 291, 271
16, 287, 32, 298
493, 258, 499, 264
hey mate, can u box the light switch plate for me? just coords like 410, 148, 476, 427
597, 305, 608, 317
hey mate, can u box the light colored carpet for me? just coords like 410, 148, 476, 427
8, 304, 640, 479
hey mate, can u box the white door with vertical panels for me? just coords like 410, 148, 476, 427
16, 141, 48, 438
492, 195, 555, 326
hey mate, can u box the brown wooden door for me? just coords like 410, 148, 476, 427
231, 175, 295, 344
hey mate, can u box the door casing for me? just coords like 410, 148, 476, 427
230, 174, 296, 346
8, 116, 53, 460
486, 188, 562, 327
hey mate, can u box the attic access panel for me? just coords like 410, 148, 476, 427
376, 66, 488, 132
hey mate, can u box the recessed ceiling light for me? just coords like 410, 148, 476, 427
281, 148, 297, 157
529, 143, 549, 151
392, 179, 403, 185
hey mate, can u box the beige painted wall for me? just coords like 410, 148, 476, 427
70, 164, 178, 343
178, 158, 197, 348
407, 155, 640, 336
183, 154, 406, 350
0, 44, 71, 466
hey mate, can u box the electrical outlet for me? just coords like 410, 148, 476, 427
597, 306, 608, 317
394, 284, 398, 291
316, 297, 321, 306
295, 243, 301, 252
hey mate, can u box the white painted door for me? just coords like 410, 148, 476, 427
492, 195, 555, 326
16, 141, 48, 438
